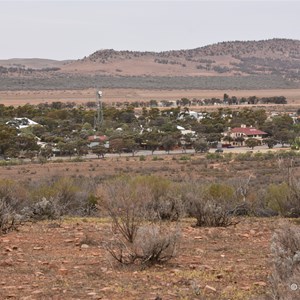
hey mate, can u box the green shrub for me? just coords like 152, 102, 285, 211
265, 182, 300, 217
179, 155, 191, 161
152, 156, 164, 161
206, 153, 223, 160
139, 155, 146, 161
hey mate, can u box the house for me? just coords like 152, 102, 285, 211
6, 117, 39, 129
224, 125, 267, 146
87, 135, 108, 148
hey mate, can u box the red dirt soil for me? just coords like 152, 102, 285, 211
0, 217, 276, 300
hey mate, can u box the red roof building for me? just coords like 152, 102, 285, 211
230, 127, 267, 137
88, 135, 107, 142
225, 125, 268, 146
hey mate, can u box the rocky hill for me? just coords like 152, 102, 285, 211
0, 39, 299, 90
62, 39, 300, 78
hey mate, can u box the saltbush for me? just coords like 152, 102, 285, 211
270, 224, 300, 299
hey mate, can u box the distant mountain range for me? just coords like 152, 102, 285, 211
0, 39, 299, 90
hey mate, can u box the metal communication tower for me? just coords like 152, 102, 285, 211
94, 90, 103, 131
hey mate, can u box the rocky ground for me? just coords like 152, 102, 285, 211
0, 217, 278, 300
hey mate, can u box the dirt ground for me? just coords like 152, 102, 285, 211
0, 154, 287, 186
0, 155, 298, 299
1, 88, 300, 107
0, 216, 276, 300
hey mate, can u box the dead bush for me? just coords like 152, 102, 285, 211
269, 224, 300, 299
99, 176, 181, 266
99, 177, 154, 243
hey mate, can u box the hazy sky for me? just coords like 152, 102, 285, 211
0, 1, 299, 60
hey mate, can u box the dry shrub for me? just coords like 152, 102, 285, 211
99, 176, 153, 243
132, 176, 184, 221
23, 197, 62, 221
184, 183, 239, 227
270, 223, 300, 299
134, 223, 180, 265
99, 176, 181, 266
0, 179, 29, 212
150, 188, 184, 221
106, 222, 180, 266
0, 179, 28, 233
0, 199, 18, 234
265, 182, 300, 218
28, 176, 97, 217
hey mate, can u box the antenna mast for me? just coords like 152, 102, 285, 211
94, 90, 103, 131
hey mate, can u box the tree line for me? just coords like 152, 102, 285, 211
0, 102, 299, 160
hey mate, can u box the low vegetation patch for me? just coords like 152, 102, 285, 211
270, 223, 300, 299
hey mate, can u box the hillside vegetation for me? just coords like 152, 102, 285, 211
0, 39, 299, 90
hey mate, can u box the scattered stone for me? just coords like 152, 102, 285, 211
239, 234, 250, 238
81, 244, 89, 249
31, 290, 43, 295
222, 285, 234, 293
64, 239, 74, 243
204, 285, 217, 292
33, 246, 44, 250
58, 268, 69, 276
0, 258, 13, 267
254, 281, 267, 286
100, 287, 112, 292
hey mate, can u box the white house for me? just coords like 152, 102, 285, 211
6, 117, 39, 129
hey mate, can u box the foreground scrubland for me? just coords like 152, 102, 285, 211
1, 152, 300, 299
